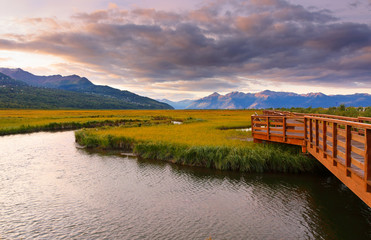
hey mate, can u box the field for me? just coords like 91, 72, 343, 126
76, 109, 254, 147
0, 109, 253, 144
0, 109, 167, 135
0, 109, 320, 173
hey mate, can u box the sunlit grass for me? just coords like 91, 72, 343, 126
88, 119, 250, 147
0, 109, 320, 173
80, 109, 255, 147
74, 109, 319, 173
0, 109, 253, 137
0, 109, 161, 134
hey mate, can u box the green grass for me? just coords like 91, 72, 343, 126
0, 109, 321, 173
74, 109, 321, 173
75, 131, 319, 173
0, 119, 145, 136
0, 109, 169, 136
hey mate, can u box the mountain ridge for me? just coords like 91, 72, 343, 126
0, 72, 168, 109
0, 68, 172, 109
160, 91, 371, 109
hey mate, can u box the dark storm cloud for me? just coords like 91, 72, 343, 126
1, 0, 370, 89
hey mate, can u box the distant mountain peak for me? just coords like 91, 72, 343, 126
185, 90, 370, 109
301, 92, 325, 97
5, 67, 22, 72
209, 92, 220, 97
260, 89, 273, 94
67, 74, 82, 78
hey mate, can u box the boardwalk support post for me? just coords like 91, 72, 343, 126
267, 116, 270, 140
366, 129, 371, 192
323, 120, 327, 158
309, 119, 313, 148
315, 119, 319, 153
332, 122, 337, 166
346, 125, 351, 177
303, 117, 307, 153
283, 117, 286, 143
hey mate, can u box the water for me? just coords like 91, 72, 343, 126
236, 128, 251, 131
0, 131, 370, 240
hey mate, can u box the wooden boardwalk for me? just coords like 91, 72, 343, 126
252, 110, 371, 208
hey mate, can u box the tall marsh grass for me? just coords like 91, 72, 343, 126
74, 109, 320, 173
75, 131, 319, 173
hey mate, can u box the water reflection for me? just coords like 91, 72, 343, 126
0, 131, 370, 240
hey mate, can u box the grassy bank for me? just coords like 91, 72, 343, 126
0, 119, 146, 136
0, 109, 172, 136
0, 109, 320, 173
75, 110, 320, 173
75, 130, 318, 173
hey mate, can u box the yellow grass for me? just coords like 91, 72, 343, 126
1, 109, 318, 173
78, 109, 256, 147
0, 109, 257, 147
0, 109, 148, 129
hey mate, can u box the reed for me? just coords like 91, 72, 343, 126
75, 131, 319, 173
74, 109, 320, 173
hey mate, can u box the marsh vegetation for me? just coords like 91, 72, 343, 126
73, 110, 320, 173
0, 109, 321, 173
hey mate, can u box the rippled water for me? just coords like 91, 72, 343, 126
0, 131, 370, 240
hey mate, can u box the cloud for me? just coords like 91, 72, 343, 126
0, 0, 370, 92
150, 78, 240, 92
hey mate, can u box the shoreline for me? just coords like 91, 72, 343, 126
75, 130, 322, 174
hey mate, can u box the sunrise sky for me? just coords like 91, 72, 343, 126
0, 0, 370, 100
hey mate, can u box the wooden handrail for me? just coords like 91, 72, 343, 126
252, 115, 304, 120
263, 110, 371, 123
306, 116, 371, 130
252, 110, 371, 207
359, 117, 371, 123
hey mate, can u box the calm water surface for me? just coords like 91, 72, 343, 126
0, 131, 370, 240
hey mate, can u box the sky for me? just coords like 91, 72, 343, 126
0, 0, 370, 101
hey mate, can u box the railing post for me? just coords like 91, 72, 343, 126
267, 116, 270, 140
303, 117, 307, 153
309, 119, 313, 147
282, 116, 286, 142
365, 129, 371, 192
333, 122, 337, 166
345, 125, 351, 177
251, 116, 254, 139
315, 119, 319, 152
304, 117, 307, 141
323, 120, 327, 158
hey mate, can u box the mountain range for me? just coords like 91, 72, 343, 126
1, 67, 369, 110
160, 91, 371, 109
0, 68, 172, 109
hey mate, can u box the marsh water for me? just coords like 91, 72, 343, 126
0, 131, 370, 239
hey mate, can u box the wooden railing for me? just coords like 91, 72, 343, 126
304, 116, 371, 205
251, 114, 305, 149
263, 110, 371, 122
252, 111, 371, 208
